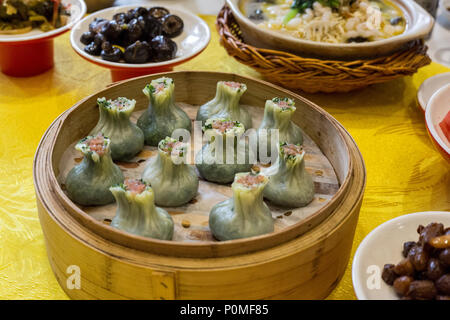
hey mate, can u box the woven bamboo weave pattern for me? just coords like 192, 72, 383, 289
216, 6, 432, 93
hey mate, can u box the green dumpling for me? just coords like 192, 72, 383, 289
195, 118, 254, 184
142, 137, 199, 207
263, 143, 315, 208
257, 97, 303, 160
209, 172, 274, 241
137, 77, 192, 146
90, 97, 144, 161
110, 179, 174, 240
196, 81, 252, 129
65, 134, 124, 206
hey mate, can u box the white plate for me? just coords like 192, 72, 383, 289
70, 4, 211, 69
425, 83, 450, 154
352, 211, 450, 300
417, 72, 450, 111
0, 0, 86, 43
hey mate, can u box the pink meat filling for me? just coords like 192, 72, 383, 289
212, 120, 236, 133
88, 135, 106, 156
224, 81, 242, 89
236, 174, 265, 187
282, 144, 303, 156
124, 179, 146, 194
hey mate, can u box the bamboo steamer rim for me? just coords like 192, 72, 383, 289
35, 71, 358, 258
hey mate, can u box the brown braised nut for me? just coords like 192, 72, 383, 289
439, 248, 450, 267
429, 235, 450, 249
435, 274, 450, 295
425, 258, 445, 281
444, 227, 450, 236
393, 259, 415, 276
393, 276, 413, 297
410, 246, 429, 272
407, 280, 437, 300
402, 241, 416, 258
382, 264, 397, 285
436, 295, 450, 300
418, 223, 444, 245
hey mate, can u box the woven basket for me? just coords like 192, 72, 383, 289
216, 6, 432, 93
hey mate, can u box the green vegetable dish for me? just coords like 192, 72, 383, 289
65, 134, 124, 206
195, 118, 254, 184
137, 77, 192, 146
110, 179, 174, 240
263, 143, 315, 207
0, 0, 70, 34
142, 137, 199, 207
90, 97, 144, 161
196, 81, 252, 130
209, 172, 274, 241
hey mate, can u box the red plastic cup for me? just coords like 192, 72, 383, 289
0, 0, 86, 78
0, 39, 54, 77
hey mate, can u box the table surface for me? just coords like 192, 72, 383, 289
0, 9, 449, 300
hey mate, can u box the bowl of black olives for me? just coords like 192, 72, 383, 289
70, 5, 210, 81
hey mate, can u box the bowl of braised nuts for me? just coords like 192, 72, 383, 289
352, 211, 450, 300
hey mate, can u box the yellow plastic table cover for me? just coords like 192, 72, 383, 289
0, 15, 449, 300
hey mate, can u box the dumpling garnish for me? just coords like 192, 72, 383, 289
65, 134, 124, 206
196, 81, 252, 129
257, 97, 303, 159
209, 172, 274, 241
263, 143, 314, 207
137, 77, 192, 146
141, 137, 199, 207
90, 97, 144, 161
195, 118, 254, 184
110, 179, 174, 240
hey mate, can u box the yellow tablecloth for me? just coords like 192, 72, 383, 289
0, 15, 449, 300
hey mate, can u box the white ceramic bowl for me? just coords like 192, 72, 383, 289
425, 83, 450, 163
227, 0, 434, 59
0, 0, 86, 43
70, 4, 210, 81
417, 72, 450, 112
352, 211, 450, 300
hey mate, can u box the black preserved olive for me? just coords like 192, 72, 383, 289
150, 35, 177, 62
382, 264, 397, 285
390, 17, 403, 25
161, 14, 184, 38
148, 7, 170, 20
101, 42, 122, 63
425, 258, 444, 280
402, 241, 416, 258
84, 42, 101, 56
80, 31, 95, 45
126, 18, 144, 44
113, 12, 129, 24
124, 41, 151, 64
127, 7, 148, 20
248, 9, 265, 21
144, 16, 163, 39
89, 18, 108, 33
101, 20, 122, 42
94, 33, 106, 46
407, 280, 437, 300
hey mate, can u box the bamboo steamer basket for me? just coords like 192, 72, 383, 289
34, 71, 366, 299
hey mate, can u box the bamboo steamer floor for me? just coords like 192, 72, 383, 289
57, 104, 339, 242
0, 16, 449, 299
